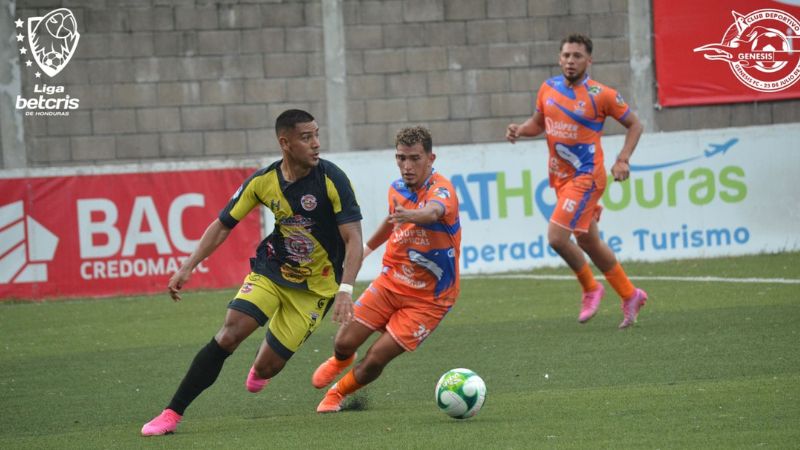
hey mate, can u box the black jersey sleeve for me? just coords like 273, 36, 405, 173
321, 160, 362, 225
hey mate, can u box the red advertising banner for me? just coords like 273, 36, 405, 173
653, 0, 800, 106
0, 169, 261, 300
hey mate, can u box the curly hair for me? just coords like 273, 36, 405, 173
561, 34, 593, 55
395, 126, 432, 153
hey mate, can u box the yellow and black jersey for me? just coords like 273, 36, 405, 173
219, 159, 361, 298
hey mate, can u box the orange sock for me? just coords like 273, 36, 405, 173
332, 353, 355, 367
336, 369, 363, 396
574, 263, 599, 292
603, 263, 636, 300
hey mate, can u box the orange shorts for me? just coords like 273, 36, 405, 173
550, 175, 604, 234
354, 281, 454, 352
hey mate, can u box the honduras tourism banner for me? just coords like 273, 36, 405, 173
330, 124, 800, 279
0, 168, 260, 300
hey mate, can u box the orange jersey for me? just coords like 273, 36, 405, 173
377, 171, 461, 301
536, 75, 630, 189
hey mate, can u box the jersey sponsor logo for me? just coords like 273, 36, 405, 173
391, 268, 427, 289
587, 85, 602, 95
434, 187, 451, 199
544, 117, 579, 140
391, 226, 430, 246
280, 264, 311, 283
412, 323, 431, 342
280, 214, 314, 227
694, 9, 800, 92
0, 201, 59, 284
301, 194, 317, 211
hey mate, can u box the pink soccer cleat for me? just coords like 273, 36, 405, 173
141, 408, 181, 436
619, 288, 648, 329
246, 365, 271, 393
578, 283, 605, 323
311, 353, 356, 389
316, 384, 346, 413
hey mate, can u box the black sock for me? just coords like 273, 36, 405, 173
167, 338, 232, 415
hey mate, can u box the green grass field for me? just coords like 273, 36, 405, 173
1, 253, 798, 449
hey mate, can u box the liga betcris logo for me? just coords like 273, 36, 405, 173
694, 9, 800, 93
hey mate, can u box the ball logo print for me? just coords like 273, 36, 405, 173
693, 9, 800, 93
0, 201, 59, 284
435, 368, 486, 419
22, 8, 80, 78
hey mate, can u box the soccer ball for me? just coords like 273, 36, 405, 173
751, 29, 789, 72
435, 368, 486, 419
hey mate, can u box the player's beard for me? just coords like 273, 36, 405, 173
563, 68, 586, 84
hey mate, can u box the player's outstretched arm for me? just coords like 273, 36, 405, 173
332, 221, 363, 324
168, 218, 232, 301
611, 111, 644, 182
389, 201, 444, 226
363, 217, 393, 259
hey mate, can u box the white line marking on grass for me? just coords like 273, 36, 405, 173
468, 274, 800, 284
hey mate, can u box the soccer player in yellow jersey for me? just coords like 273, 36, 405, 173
142, 109, 363, 436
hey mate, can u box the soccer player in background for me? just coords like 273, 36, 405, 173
312, 126, 461, 413
505, 34, 647, 329
141, 109, 363, 436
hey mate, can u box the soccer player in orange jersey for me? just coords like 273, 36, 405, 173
312, 126, 462, 412
505, 34, 647, 329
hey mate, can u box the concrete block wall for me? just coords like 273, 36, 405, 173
7, 0, 799, 168
15, 0, 325, 166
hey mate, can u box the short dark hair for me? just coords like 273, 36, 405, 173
275, 109, 315, 136
395, 126, 433, 153
561, 34, 593, 55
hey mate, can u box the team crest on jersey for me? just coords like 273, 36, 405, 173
285, 234, 314, 263
615, 92, 626, 106
240, 282, 253, 294
301, 194, 317, 211
434, 187, 451, 199
573, 100, 586, 115
587, 85, 602, 96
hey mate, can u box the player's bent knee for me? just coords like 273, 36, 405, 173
333, 337, 359, 356
215, 327, 251, 352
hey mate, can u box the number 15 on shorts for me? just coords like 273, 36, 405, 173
562, 199, 577, 213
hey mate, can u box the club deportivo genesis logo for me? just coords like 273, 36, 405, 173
14, 8, 81, 116
694, 9, 800, 93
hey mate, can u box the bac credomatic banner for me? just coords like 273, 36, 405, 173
0, 168, 260, 300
